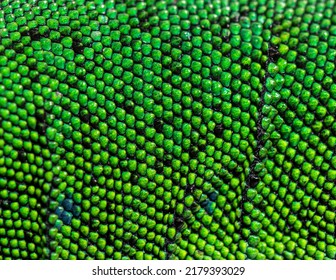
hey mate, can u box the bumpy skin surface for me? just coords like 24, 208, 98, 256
0, 0, 336, 260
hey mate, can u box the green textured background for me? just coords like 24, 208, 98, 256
0, 0, 336, 260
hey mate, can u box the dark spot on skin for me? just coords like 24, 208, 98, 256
296, 56, 306, 68
114, 87, 123, 94
230, 14, 240, 23
18, 149, 26, 162
42, 30, 50, 38
214, 102, 222, 111
322, 80, 332, 90
35, 109, 46, 134
213, 42, 221, 51
14, 43, 24, 53
268, 44, 281, 62
31, 75, 39, 83
223, 33, 230, 43
173, 215, 185, 230
91, 175, 97, 185
320, 168, 327, 176
25, 231, 34, 243
29, 28, 42, 40
172, 175, 179, 185
192, 95, 201, 102
231, 167, 241, 177
21, 29, 30, 37
154, 118, 164, 133
62, 103, 70, 111
52, 176, 61, 187
185, 184, 195, 195
214, 124, 224, 137
90, 119, 99, 129
1, 199, 9, 208
308, 235, 317, 245
162, 206, 174, 215
240, 8, 249, 17
273, 20, 281, 26
249, 174, 259, 188
189, 146, 198, 159
16, 99, 26, 108
135, 125, 144, 135
260, 58, 268, 69
198, 142, 206, 151
73, 39, 84, 54
36, 123, 46, 134
124, 100, 134, 114
79, 110, 90, 123
155, 161, 164, 174
125, 235, 137, 246
82, 137, 91, 149
119, 162, 128, 172
131, 174, 138, 184
35, 109, 46, 122
90, 122, 98, 130
163, 154, 172, 166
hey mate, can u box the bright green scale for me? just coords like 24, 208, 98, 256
0, 0, 336, 260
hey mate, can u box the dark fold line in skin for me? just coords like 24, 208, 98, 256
240, 41, 280, 243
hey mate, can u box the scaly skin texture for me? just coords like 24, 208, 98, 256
0, 0, 336, 260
